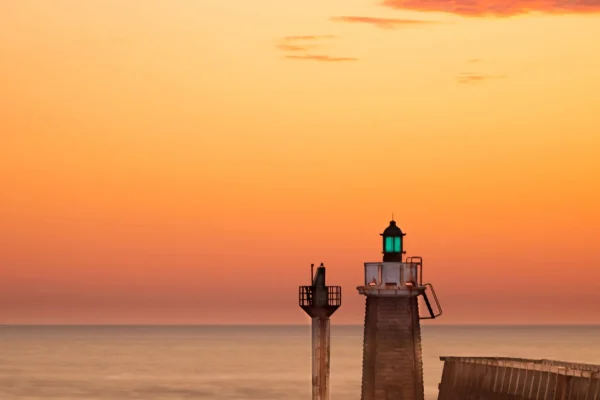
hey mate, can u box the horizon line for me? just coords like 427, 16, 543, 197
2, 323, 600, 327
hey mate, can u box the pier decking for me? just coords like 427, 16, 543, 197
438, 356, 600, 399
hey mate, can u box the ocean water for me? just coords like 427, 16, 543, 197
1, 325, 599, 400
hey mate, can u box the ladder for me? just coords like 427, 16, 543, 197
420, 282, 443, 320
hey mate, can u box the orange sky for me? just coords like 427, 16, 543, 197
1, 1, 600, 325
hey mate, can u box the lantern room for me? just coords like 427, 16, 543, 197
381, 220, 406, 262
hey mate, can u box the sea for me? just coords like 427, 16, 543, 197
1, 325, 599, 400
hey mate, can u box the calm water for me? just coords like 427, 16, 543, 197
1, 325, 599, 400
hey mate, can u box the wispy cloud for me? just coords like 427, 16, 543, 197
382, 0, 600, 17
277, 43, 315, 52
282, 35, 336, 41
468, 58, 483, 63
456, 72, 506, 84
284, 54, 358, 62
276, 35, 357, 62
330, 16, 438, 29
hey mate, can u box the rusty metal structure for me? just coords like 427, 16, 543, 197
299, 263, 341, 400
358, 220, 442, 400
438, 356, 600, 399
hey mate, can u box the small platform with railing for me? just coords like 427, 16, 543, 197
298, 263, 341, 319
299, 286, 341, 318
356, 257, 442, 319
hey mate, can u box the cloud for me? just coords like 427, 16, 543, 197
468, 58, 483, 63
282, 35, 336, 41
277, 43, 314, 52
456, 72, 506, 84
277, 35, 332, 53
284, 54, 358, 62
276, 35, 357, 62
381, 0, 600, 17
330, 16, 438, 29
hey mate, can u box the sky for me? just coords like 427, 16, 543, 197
1, 0, 599, 325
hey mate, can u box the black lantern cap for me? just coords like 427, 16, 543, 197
381, 220, 405, 237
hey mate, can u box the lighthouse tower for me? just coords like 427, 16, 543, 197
358, 220, 442, 400
299, 263, 341, 400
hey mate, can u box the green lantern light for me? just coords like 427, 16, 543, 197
380, 220, 406, 262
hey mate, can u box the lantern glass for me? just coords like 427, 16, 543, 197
394, 237, 401, 252
385, 237, 394, 252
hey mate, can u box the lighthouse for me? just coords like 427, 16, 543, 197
358, 220, 442, 400
299, 263, 342, 400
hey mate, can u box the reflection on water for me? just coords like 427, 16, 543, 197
1, 325, 599, 400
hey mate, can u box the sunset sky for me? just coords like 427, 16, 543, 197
1, 1, 599, 325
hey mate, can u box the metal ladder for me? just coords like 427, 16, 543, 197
420, 283, 443, 320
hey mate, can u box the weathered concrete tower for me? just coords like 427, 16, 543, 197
299, 263, 342, 400
358, 220, 442, 400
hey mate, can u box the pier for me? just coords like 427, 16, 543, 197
438, 356, 600, 399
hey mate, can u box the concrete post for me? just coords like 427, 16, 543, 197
299, 264, 341, 400
312, 317, 331, 400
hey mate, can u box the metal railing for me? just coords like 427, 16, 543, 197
363, 261, 422, 287
299, 286, 342, 308
406, 256, 423, 286
439, 357, 600, 373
